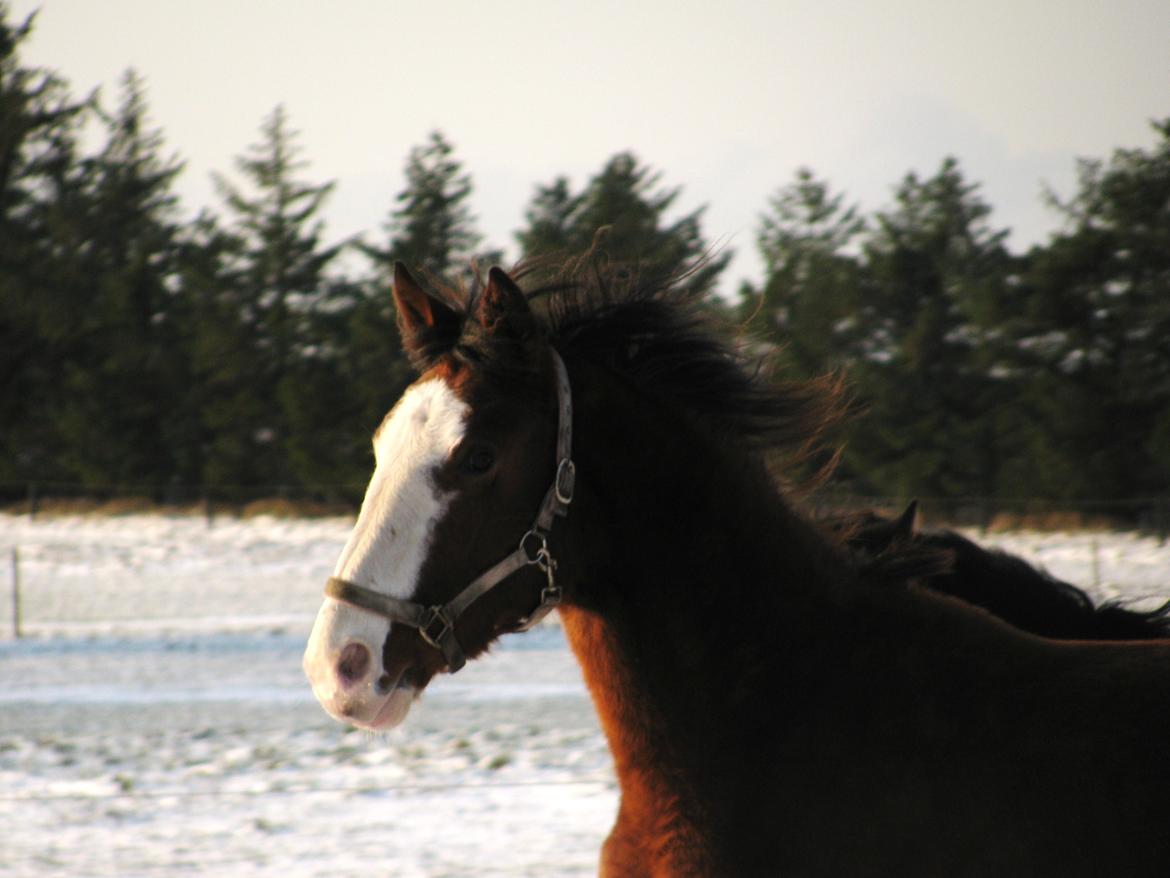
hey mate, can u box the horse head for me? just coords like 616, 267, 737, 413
303, 264, 569, 730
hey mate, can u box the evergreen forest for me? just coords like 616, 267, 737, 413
3, 9, 1169, 521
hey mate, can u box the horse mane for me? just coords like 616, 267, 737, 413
412, 257, 961, 589
435, 256, 849, 480
412, 255, 849, 480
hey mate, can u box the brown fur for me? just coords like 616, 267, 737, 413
561, 606, 713, 877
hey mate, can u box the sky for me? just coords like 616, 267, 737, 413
10, 0, 1170, 295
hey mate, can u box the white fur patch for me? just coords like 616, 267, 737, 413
302, 377, 469, 725
333, 377, 469, 596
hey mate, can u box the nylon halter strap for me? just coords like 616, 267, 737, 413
324, 349, 576, 673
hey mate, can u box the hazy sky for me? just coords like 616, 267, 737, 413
12, 0, 1170, 293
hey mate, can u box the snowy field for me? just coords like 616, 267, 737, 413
1, 513, 1168, 877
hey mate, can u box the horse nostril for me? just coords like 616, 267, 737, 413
337, 642, 372, 685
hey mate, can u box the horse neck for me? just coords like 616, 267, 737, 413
555, 359, 853, 849
559, 360, 848, 610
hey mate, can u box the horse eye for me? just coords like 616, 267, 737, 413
462, 446, 495, 475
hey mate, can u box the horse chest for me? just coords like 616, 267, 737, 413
559, 605, 718, 874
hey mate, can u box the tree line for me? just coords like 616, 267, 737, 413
747, 147, 1170, 509
2, 7, 1168, 509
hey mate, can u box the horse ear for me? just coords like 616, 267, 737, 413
894, 500, 919, 538
393, 262, 462, 366
477, 266, 536, 339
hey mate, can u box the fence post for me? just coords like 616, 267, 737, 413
10, 548, 21, 639
1090, 537, 1102, 591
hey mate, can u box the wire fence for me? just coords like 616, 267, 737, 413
4, 481, 1170, 534
4, 488, 1166, 636
2, 493, 1170, 639
0, 513, 346, 639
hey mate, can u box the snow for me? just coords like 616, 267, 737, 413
1, 513, 1168, 876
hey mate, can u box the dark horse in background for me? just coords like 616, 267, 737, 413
304, 258, 1170, 877
838, 501, 1170, 640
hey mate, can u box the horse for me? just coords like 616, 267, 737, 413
303, 260, 1170, 877
835, 501, 1170, 640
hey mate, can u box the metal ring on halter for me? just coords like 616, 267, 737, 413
417, 606, 455, 651
520, 529, 550, 566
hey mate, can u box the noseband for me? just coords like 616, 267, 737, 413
324, 349, 576, 672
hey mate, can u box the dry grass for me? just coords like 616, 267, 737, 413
239, 498, 356, 519
2, 496, 356, 519
984, 511, 1123, 533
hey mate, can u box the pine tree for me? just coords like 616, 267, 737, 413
363, 130, 481, 284
0, 5, 90, 484
0, 7, 87, 241
203, 104, 344, 489
846, 158, 1015, 499
214, 105, 341, 373
517, 176, 581, 260
44, 70, 193, 489
175, 210, 244, 492
277, 275, 413, 499
516, 152, 730, 297
1013, 120, 1170, 500
742, 168, 866, 377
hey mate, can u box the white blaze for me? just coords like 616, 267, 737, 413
335, 377, 470, 593
303, 377, 469, 727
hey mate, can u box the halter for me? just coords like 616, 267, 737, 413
324, 349, 576, 672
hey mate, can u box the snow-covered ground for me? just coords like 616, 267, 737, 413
1, 513, 1168, 877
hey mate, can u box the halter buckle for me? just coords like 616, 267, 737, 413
520, 529, 550, 566
555, 459, 576, 507
418, 606, 454, 650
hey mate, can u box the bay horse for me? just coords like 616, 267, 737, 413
304, 260, 1170, 877
838, 502, 1170, 640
